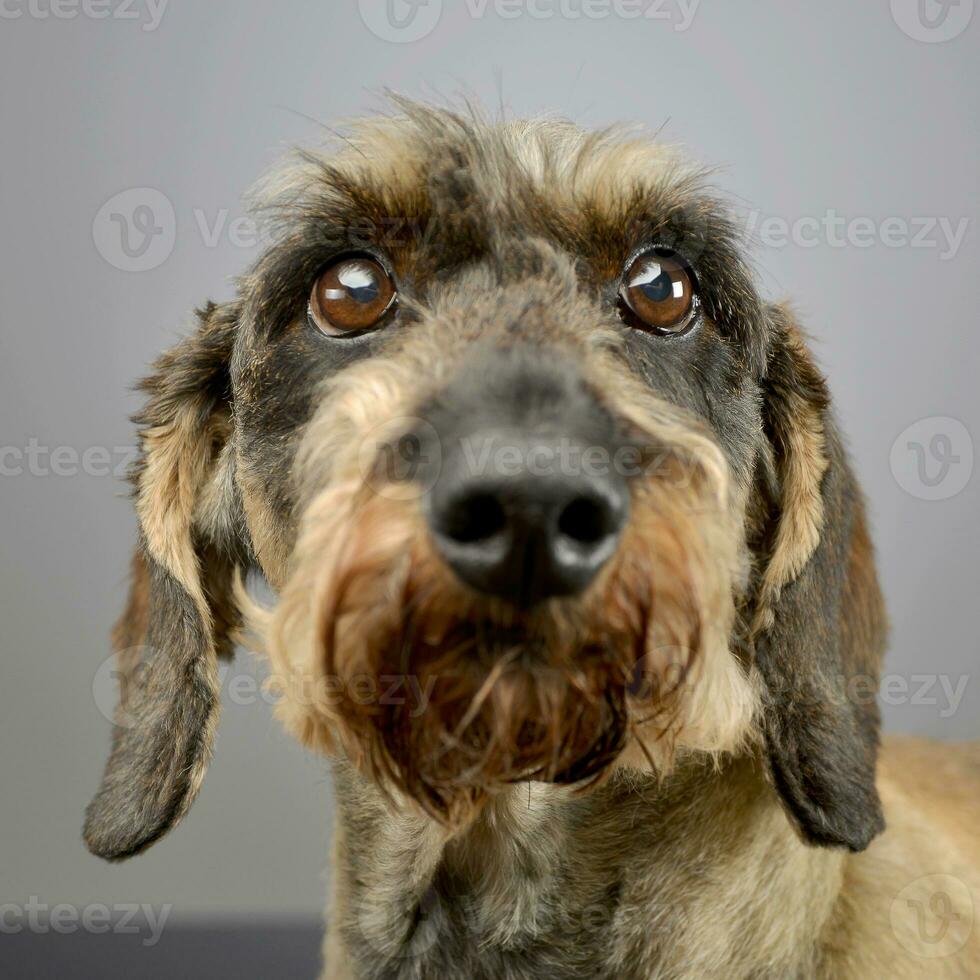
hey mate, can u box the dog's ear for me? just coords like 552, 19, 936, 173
751, 304, 887, 852
84, 301, 246, 861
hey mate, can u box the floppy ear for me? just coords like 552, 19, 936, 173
84, 301, 246, 860
751, 304, 887, 852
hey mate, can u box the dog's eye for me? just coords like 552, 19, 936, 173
309, 256, 397, 335
619, 250, 696, 334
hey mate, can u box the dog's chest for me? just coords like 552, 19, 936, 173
334, 779, 670, 980
330, 761, 836, 980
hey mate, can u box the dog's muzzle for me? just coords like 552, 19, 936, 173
263, 334, 741, 825
416, 345, 631, 606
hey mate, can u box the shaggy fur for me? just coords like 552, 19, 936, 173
85, 101, 979, 978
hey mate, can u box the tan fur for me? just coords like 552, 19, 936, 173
136, 400, 228, 623
236, 458, 292, 589
822, 737, 980, 978
254, 108, 693, 236
752, 322, 829, 633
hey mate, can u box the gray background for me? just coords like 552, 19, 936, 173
1, 0, 977, 938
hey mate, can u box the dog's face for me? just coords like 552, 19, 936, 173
85, 104, 887, 862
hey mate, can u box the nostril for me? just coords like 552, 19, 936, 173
443, 492, 508, 544
557, 495, 614, 547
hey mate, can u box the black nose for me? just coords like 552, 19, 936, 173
425, 435, 629, 605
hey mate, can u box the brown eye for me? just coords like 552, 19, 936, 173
619, 250, 696, 334
309, 256, 397, 335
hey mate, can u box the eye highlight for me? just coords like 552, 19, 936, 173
618, 249, 697, 335
309, 255, 397, 335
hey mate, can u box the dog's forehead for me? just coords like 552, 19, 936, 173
256, 108, 705, 275
335, 111, 686, 206
241, 106, 771, 381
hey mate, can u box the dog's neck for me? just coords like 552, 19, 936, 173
327, 751, 847, 979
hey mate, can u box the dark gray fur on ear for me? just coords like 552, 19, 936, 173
752, 305, 887, 853
84, 302, 245, 860
84, 549, 221, 859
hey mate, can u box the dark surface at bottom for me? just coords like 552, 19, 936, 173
0, 921, 324, 980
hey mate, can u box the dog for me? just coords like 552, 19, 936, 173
84, 101, 979, 978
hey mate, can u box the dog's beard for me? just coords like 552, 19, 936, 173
261, 450, 736, 827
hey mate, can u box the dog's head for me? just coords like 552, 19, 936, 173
85, 102, 886, 861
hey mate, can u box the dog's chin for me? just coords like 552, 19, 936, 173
332, 621, 640, 825
263, 464, 730, 826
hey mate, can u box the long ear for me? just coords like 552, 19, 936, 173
751, 305, 887, 853
84, 301, 246, 860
